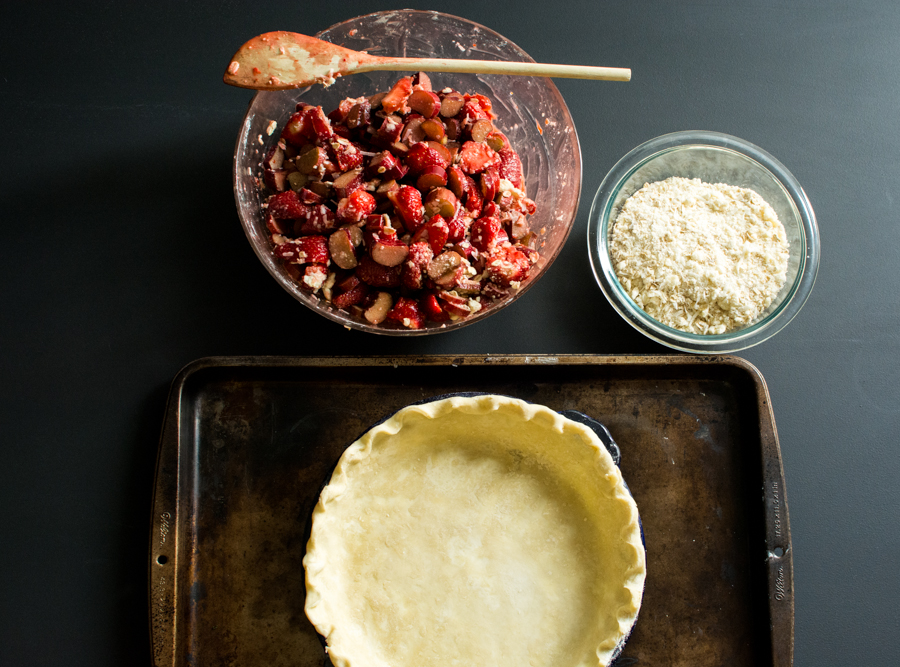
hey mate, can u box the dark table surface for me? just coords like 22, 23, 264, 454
2, 1, 898, 665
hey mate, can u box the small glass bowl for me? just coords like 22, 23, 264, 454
588, 131, 819, 353
233, 10, 581, 335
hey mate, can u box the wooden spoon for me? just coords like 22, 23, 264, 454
223, 31, 630, 90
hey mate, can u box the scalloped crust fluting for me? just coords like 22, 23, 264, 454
303, 394, 646, 667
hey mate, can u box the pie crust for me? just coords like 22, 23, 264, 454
304, 394, 646, 667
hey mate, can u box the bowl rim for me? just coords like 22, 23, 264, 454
587, 130, 819, 353
232, 9, 582, 335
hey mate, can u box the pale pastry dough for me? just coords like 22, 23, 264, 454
304, 394, 646, 667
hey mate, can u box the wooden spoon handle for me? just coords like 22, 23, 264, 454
360, 57, 631, 82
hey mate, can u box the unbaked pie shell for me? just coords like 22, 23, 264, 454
304, 394, 646, 667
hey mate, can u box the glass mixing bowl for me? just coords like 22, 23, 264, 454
588, 131, 819, 353
233, 10, 581, 335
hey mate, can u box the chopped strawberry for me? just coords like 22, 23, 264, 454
373, 115, 404, 147
273, 235, 330, 265
462, 173, 483, 216
498, 148, 524, 189
267, 190, 309, 219
390, 185, 424, 232
336, 189, 376, 223
332, 282, 369, 309
387, 297, 425, 329
366, 150, 407, 180
356, 255, 401, 288
401, 261, 424, 290
420, 293, 449, 322
298, 263, 329, 292
407, 241, 434, 268
485, 245, 531, 287
405, 142, 451, 174
458, 141, 501, 175
381, 76, 413, 115
330, 136, 364, 171
297, 205, 336, 235
422, 215, 450, 255
446, 207, 469, 243
470, 216, 509, 253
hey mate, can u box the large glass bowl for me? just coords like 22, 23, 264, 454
233, 10, 582, 335
588, 131, 819, 353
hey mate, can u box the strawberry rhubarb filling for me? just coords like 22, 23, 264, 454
261, 73, 539, 329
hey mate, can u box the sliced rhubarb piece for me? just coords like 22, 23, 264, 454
486, 130, 511, 152
332, 168, 365, 199
264, 169, 288, 192
424, 187, 458, 220
439, 91, 465, 118
329, 228, 359, 270
480, 166, 500, 203
371, 236, 410, 268
427, 251, 464, 288
297, 187, 325, 205
470, 119, 494, 143
264, 145, 285, 170
420, 118, 445, 142
416, 166, 447, 191
447, 166, 467, 199
387, 297, 425, 329
346, 99, 371, 129
282, 109, 314, 146
408, 90, 441, 118
265, 214, 292, 236
364, 292, 393, 324
458, 141, 501, 175
401, 115, 426, 145
412, 71, 432, 91
436, 290, 471, 318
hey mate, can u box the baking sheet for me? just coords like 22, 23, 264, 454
149, 355, 793, 667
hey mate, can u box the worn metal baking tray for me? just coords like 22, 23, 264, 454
149, 355, 793, 667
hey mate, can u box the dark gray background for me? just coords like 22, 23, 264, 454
1, 1, 897, 665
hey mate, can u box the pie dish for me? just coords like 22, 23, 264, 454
303, 394, 646, 667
